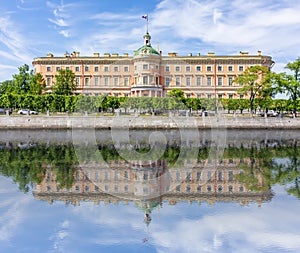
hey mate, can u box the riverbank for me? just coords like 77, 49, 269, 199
1, 115, 300, 129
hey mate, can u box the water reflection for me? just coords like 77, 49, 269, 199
1, 129, 300, 252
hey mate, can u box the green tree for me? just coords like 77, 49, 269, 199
234, 65, 272, 115
53, 69, 77, 95
0, 80, 14, 94
273, 58, 300, 117
12, 64, 32, 94
167, 88, 185, 101
29, 73, 46, 95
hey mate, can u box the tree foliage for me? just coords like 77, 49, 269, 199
273, 58, 300, 116
53, 69, 77, 95
234, 65, 273, 113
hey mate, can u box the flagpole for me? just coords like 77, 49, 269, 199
146, 13, 149, 33
142, 14, 149, 33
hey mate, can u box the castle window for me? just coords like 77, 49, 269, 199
143, 76, 148, 85
124, 77, 129, 86
114, 77, 119, 86
217, 65, 223, 72
94, 76, 100, 86
84, 77, 90, 86
165, 77, 170, 86
206, 66, 212, 72
186, 77, 191, 86
186, 66, 191, 72
196, 76, 202, 86
104, 66, 109, 72
46, 66, 51, 72
94, 66, 99, 72
175, 66, 180, 72
239, 66, 244, 72
206, 76, 212, 86
175, 77, 181, 86
228, 66, 233, 72
165, 66, 170, 72
104, 77, 110, 86
196, 66, 201, 71
217, 77, 223, 86
114, 66, 119, 72
85, 66, 89, 72
124, 66, 129, 72
75, 66, 80, 72
143, 64, 148, 70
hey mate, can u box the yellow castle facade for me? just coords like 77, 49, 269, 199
32, 31, 274, 98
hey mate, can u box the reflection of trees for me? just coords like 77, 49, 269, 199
236, 146, 273, 192
271, 141, 300, 198
0, 144, 78, 192
1, 141, 300, 198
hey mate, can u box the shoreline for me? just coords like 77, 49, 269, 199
1, 115, 300, 130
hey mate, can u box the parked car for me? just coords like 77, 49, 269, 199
17, 109, 38, 115
258, 110, 278, 117
0, 108, 12, 115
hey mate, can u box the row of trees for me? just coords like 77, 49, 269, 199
0, 58, 300, 115
1, 92, 298, 114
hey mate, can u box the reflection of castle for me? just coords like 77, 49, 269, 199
33, 157, 272, 208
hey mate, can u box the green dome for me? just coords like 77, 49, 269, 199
134, 45, 160, 56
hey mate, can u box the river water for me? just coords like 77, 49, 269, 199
1, 129, 300, 253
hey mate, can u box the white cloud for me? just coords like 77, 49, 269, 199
148, 202, 300, 253
152, 0, 300, 51
0, 16, 32, 63
49, 220, 71, 253
0, 177, 31, 242
48, 18, 69, 27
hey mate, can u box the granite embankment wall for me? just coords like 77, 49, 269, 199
1, 115, 300, 129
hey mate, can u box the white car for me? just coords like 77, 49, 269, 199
17, 109, 38, 115
258, 110, 278, 117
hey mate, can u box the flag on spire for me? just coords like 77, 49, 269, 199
142, 14, 149, 33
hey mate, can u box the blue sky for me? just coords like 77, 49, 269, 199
1, 0, 300, 82
1, 175, 300, 253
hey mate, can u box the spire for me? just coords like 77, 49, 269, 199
143, 32, 151, 46
142, 14, 151, 46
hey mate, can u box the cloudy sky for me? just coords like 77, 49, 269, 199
1, 174, 300, 253
0, 0, 300, 82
